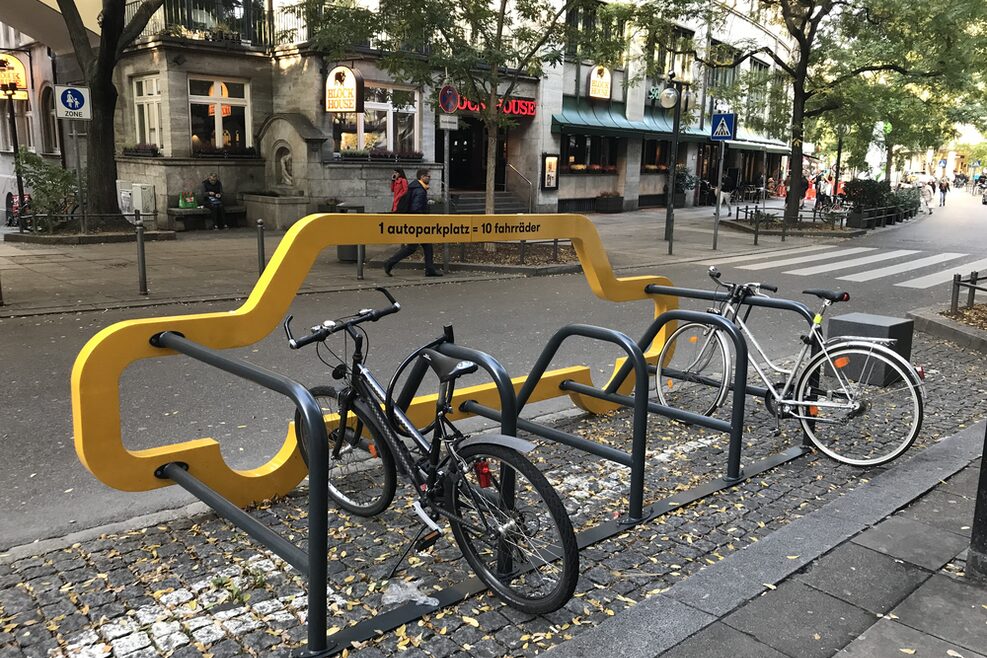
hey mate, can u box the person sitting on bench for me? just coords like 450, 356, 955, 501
202, 173, 229, 229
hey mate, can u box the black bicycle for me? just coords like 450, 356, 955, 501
284, 288, 578, 613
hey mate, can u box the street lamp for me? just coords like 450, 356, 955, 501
0, 58, 26, 231
660, 73, 684, 255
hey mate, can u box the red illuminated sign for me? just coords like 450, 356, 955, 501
452, 96, 537, 117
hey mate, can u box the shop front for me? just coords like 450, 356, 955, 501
552, 97, 709, 211
434, 94, 537, 191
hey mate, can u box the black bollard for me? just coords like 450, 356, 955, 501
256, 220, 266, 277
135, 210, 148, 296
967, 422, 987, 582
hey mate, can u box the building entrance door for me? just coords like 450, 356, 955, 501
437, 117, 507, 190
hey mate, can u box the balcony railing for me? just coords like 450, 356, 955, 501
125, 0, 273, 48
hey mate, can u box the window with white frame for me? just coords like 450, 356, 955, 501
188, 77, 251, 153
41, 86, 59, 153
332, 85, 419, 155
747, 60, 770, 116
134, 75, 163, 148
0, 98, 32, 151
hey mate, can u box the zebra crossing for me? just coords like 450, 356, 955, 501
708, 245, 985, 289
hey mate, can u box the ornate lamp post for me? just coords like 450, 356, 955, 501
660, 73, 684, 255
0, 58, 26, 230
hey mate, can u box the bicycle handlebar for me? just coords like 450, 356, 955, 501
707, 266, 776, 296
284, 287, 401, 349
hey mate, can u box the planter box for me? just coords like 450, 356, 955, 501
594, 196, 625, 213
243, 193, 308, 230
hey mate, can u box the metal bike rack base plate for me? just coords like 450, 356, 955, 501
318, 445, 809, 654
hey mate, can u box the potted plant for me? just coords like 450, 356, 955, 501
338, 148, 369, 160
123, 143, 161, 157
671, 165, 698, 208
595, 191, 624, 213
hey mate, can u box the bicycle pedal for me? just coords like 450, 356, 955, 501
414, 530, 441, 552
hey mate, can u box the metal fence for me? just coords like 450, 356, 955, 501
950, 270, 986, 314
125, 0, 274, 48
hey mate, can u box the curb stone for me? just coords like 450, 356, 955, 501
547, 421, 986, 657
908, 305, 987, 353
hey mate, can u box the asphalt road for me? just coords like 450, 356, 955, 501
1, 189, 983, 550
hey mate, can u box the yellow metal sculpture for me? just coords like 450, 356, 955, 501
71, 213, 677, 505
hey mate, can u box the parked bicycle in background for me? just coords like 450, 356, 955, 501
656, 268, 925, 467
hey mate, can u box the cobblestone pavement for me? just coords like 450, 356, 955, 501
1, 334, 983, 658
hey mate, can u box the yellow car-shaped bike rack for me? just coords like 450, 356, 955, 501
71, 213, 677, 505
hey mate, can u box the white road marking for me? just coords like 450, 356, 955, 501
783, 250, 920, 276
699, 245, 836, 266
838, 253, 968, 282
896, 256, 987, 289
737, 247, 877, 271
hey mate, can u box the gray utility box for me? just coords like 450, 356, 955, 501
828, 313, 913, 386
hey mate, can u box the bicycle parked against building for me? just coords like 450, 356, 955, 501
284, 288, 578, 613
656, 267, 925, 467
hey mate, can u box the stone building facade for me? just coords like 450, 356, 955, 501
97, 0, 795, 229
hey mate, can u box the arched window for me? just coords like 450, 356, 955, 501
41, 86, 58, 153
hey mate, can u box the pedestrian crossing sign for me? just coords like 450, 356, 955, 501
711, 112, 736, 141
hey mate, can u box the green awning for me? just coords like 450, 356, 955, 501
552, 97, 707, 140
727, 126, 790, 154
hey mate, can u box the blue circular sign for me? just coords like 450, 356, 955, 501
60, 88, 85, 111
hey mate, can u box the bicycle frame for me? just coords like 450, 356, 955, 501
712, 293, 910, 418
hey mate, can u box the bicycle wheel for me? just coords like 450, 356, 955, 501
656, 322, 731, 417
445, 443, 578, 614
795, 346, 923, 466
294, 385, 397, 516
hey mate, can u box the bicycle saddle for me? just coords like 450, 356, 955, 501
802, 289, 850, 302
418, 349, 478, 383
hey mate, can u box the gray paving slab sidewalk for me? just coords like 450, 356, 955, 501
552, 423, 987, 658
0, 201, 822, 317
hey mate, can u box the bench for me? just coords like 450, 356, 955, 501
166, 205, 247, 231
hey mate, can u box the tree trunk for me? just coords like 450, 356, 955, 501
87, 73, 130, 230
884, 138, 894, 184
484, 89, 498, 216
784, 80, 807, 226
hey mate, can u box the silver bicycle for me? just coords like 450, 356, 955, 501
656, 267, 925, 467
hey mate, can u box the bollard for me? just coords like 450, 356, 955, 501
357, 244, 365, 280
0, 268, 4, 306
968, 271, 979, 309
135, 210, 148, 296
442, 244, 450, 274
256, 220, 266, 277
967, 422, 987, 582
754, 211, 760, 246
553, 238, 559, 262
519, 240, 527, 265
781, 215, 788, 242
951, 273, 961, 314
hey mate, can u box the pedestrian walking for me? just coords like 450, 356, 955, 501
383, 169, 442, 277
202, 173, 229, 229
390, 168, 409, 212
716, 173, 735, 217
938, 177, 950, 206
920, 182, 933, 214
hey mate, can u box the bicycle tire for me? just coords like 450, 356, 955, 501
656, 322, 731, 417
294, 385, 397, 516
795, 346, 923, 467
445, 443, 579, 614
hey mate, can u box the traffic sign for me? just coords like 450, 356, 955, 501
55, 85, 91, 120
439, 113, 459, 131
438, 84, 460, 114
939, 159, 947, 168
710, 113, 736, 141
974, 160, 982, 168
